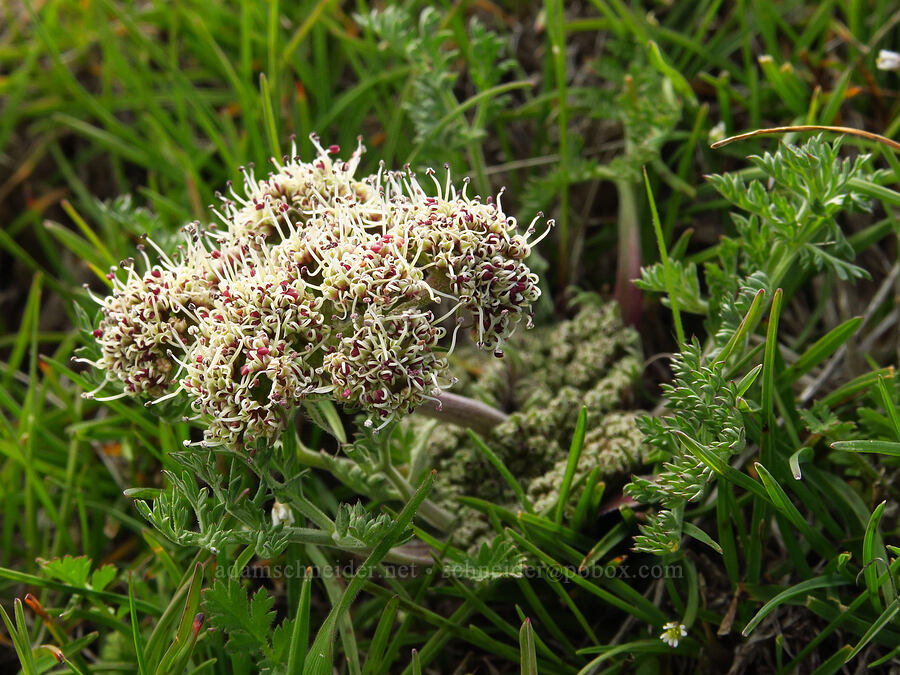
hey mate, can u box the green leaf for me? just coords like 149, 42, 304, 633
128, 572, 149, 675
862, 501, 888, 611
635, 259, 707, 315
362, 595, 399, 675
758, 55, 808, 115
760, 288, 783, 465
735, 364, 763, 396
259, 73, 280, 160
467, 430, 533, 513
269, 618, 296, 667
682, 557, 700, 626
644, 166, 685, 346
777, 317, 863, 386
789, 446, 813, 480
570, 468, 603, 533
155, 562, 204, 674
754, 462, 832, 558
287, 566, 313, 675
868, 644, 900, 668
831, 440, 900, 456
646, 40, 698, 107
809, 645, 853, 675
90, 565, 117, 593
303, 400, 348, 444
518, 618, 537, 675
577, 638, 690, 666
304, 471, 436, 675
821, 368, 893, 409
682, 522, 722, 554
675, 431, 767, 501
441, 537, 527, 582
332, 502, 404, 549
404, 79, 535, 166
43, 221, 111, 278
2, 599, 36, 675
554, 406, 587, 524
204, 580, 276, 657
506, 529, 666, 625
848, 598, 900, 661
877, 375, 900, 441
742, 575, 847, 636
34, 633, 97, 675
0, 566, 160, 615
39, 555, 92, 588
716, 480, 740, 585
715, 288, 767, 364
60, 199, 115, 267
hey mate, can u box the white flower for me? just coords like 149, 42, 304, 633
86, 135, 548, 445
271, 501, 294, 527
708, 120, 726, 144
659, 621, 687, 648
877, 50, 900, 71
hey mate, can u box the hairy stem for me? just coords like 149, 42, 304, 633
295, 441, 330, 470
415, 391, 509, 436
613, 179, 643, 328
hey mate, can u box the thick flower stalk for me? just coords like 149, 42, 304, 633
83, 135, 550, 450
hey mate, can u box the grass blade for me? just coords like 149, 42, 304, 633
876, 375, 900, 441
682, 522, 722, 554
809, 645, 853, 675
742, 575, 847, 636
716, 288, 767, 364
468, 430, 533, 513
848, 599, 900, 662
0, 566, 159, 615
259, 73, 280, 160
519, 618, 537, 675
777, 317, 863, 386
153, 562, 204, 674
287, 566, 313, 675
410, 648, 422, 675
554, 407, 587, 524
760, 288, 783, 465
754, 462, 832, 558
128, 572, 149, 675
3, 598, 36, 675
862, 501, 888, 611
644, 166, 685, 346
831, 440, 900, 456
304, 471, 436, 675
506, 528, 666, 625
362, 595, 399, 675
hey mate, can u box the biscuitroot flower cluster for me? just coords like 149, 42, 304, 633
82, 135, 550, 450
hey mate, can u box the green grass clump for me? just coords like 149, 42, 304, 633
4, 1, 900, 673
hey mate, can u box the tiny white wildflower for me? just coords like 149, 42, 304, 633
660, 621, 687, 648
877, 50, 900, 71
709, 120, 727, 144
271, 501, 294, 527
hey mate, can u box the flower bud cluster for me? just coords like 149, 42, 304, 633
85, 136, 547, 449
410, 298, 644, 549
